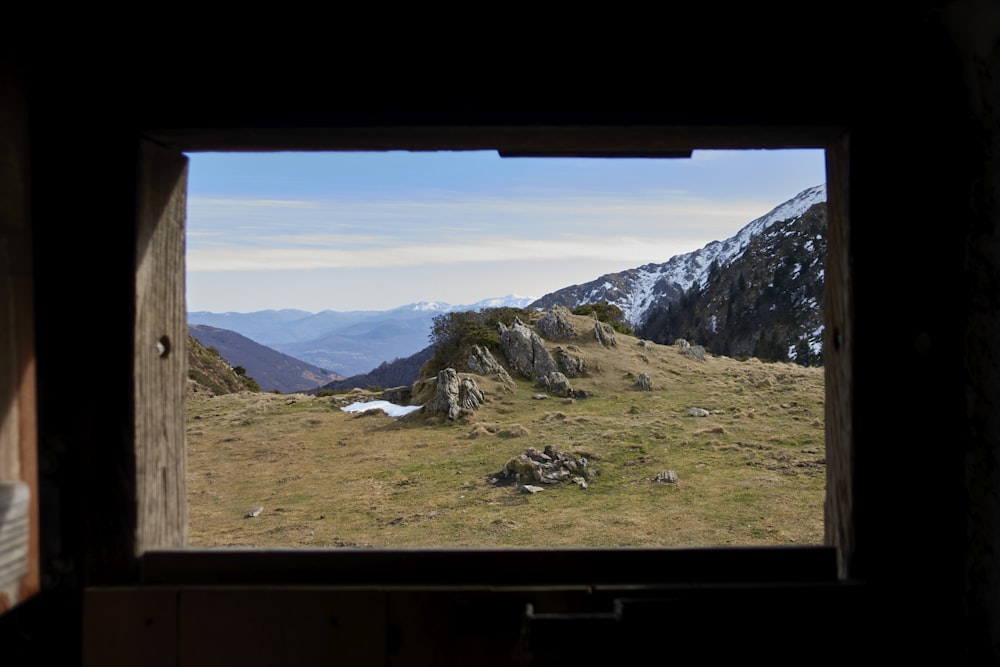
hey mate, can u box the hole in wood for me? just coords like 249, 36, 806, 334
157, 335, 171, 359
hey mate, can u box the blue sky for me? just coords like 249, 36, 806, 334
185, 149, 826, 313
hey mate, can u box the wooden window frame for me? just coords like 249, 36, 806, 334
133, 124, 854, 583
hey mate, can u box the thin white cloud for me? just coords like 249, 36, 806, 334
188, 192, 765, 226
187, 235, 716, 272
186, 192, 774, 270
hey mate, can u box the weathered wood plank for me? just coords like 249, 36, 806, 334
148, 124, 841, 154
83, 587, 179, 667
823, 132, 854, 579
0, 61, 39, 613
134, 140, 188, 554
140, 546, 838, 586
178, 588, 386, 666
85, 587, 390, 667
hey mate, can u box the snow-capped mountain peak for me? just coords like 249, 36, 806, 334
530, 184, 828, 327
392, 294, 537, 314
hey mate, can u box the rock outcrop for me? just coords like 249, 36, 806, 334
498, 318, 561, 386
636, 372, 652, 391
535, 306, 577, 340
467, 344, 515, 388
675, 339, 706, 361
425, 368, 485, 419
555, 346, 587, 377
382, 385, 412, 404
541, 371, 571, 395
594, 321, 617, 347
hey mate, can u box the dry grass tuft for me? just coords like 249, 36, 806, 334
467, 423, 498, 438
498, 424, 530, 438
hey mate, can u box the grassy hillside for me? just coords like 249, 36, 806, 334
186, 311, 825, 548
187, 333, 262, 396
189, 324, 343, 393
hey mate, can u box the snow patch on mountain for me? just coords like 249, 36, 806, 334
552, 184, 827, 326
391, 294, 537, 314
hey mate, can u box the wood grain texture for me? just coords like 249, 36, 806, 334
0, 61, 38, 612
134, 140, 189, 554
83, 587, 388, 667
823, 133, 854, 579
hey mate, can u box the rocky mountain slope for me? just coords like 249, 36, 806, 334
530, 184, 827, 364
187, 333, 262, 395
639, 200, 826, 363
530, 185, 826, 324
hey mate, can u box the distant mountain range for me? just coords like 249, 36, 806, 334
189, 184, 827, 391
187, 295, 535, 381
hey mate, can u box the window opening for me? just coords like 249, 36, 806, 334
182, 148, 828, 550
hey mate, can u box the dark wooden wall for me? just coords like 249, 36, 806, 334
1, 3, 999, 664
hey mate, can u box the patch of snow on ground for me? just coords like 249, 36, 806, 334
341, 400, 422, 417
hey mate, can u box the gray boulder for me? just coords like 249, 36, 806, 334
425, 368, 485, 420
674, 338, 705, 361
683, 345, 706, 362
636, 372, 652, 391
594, 321, 617, 347
555, 347, 587, 377
541, 371, 572, 395
535, 306, 577, 340
499, 318, 560, 384
382, 386, 411, 404
467, 344, 515, 387
654, 470, 678, 484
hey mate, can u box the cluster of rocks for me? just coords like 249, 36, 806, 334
489, 445, 592, 491
502, 315, 600, 386
419, 309, 617, 421
418, 309, 651, 420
